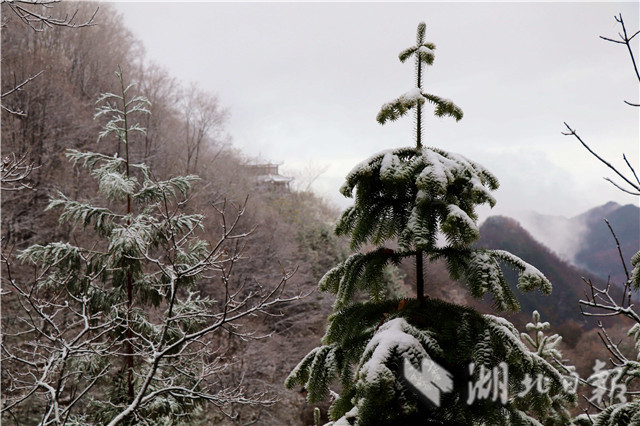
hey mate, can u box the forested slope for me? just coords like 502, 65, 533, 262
1, 3, 342, 424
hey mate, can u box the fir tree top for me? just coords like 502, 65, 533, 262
333, 22, 551, 309
377, 22, 463, 149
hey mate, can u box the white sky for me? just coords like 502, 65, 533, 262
115, 1, 639, 221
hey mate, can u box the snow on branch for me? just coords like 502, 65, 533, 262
357, 318, 441, 384
1, 152, 37, 191
2, 0, 98, 33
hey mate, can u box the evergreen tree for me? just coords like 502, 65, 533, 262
286, 22, 576, 425
2, 69, 293, 425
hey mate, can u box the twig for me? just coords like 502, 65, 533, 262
562, 123, 640, 195
1, 152, 38, 191
600, 14, 640, 106
3, 0, 98, 32
623, 154, 640, 187
603, 219, 631, 306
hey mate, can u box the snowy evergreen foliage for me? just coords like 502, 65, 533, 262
287, 22, 574, 425
572, 316, 640, 426
632, 250, 640, 290
4, 69, 290, 425
518, 311, 579, 425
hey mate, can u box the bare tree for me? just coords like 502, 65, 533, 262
563, 13, 639, 197
1, 0, 97, 33
564, 14, 640, 425
1, 205, 300, 425
135, 64, 181, 163
1, 2, 143, 249
283, 160, 328, 193
181, 83, 230, 174
0, 0, 98, 117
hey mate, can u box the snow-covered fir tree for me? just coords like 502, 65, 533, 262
3, 69, 293, 425
286, 22, 577, 425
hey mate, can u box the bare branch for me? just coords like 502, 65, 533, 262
563, 123, 640, 195
2, 0, 98, 32
623, 154, 640, 187
1, 71, 44, 99
603, 177, 640, 196
602, 219, 632, 307
599, 13, 640, 104
1, 152, 37, 191
1, 71, 44, 116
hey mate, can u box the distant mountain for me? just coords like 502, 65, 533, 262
574, 203, 639, 285
476, 216, 622, 332
518, 202, 639, 286
516, 211, 585, 263
572, 201, 622, 225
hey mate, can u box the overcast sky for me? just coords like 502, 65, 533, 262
115, 2, 639, 222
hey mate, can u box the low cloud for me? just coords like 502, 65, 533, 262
516, 210, 589, 264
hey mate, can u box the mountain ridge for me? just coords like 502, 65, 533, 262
517, 202, 639, 285
476, 215, 608, 331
